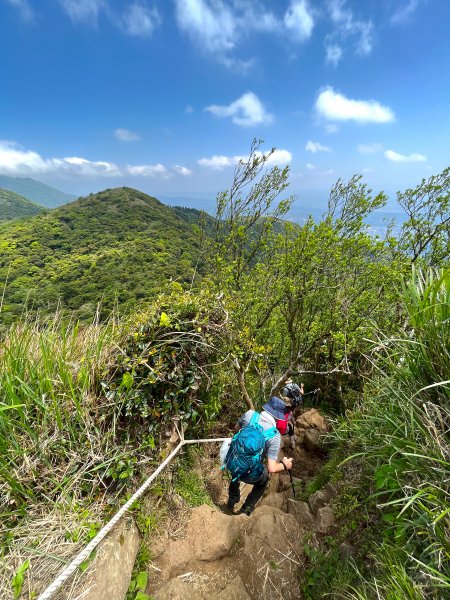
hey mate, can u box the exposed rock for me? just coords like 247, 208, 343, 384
215, 575, 251, 599
296, 409, 329, 432
309, 489, 332, 516
188, 504, 244, 562
155, 577, 206, 600
294, 429, 306, 444
315, 506, 335, 534
323, 482, 339, 499
287, 499, 315, 526
339, 542, 358, 561
157, 539, 192, 579
303, 429, 321, 451
81, 517, 140, 600
260, 490, 287, 511
246, 505, 299, 550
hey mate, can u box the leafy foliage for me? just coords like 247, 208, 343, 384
0, 175, 75, 207
0, 187, 204, 324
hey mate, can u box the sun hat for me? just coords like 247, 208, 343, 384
262, 396, 287, 421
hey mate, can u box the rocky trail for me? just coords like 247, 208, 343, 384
145, 409, 337, 600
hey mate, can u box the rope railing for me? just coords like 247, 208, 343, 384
37, 435, 228, 600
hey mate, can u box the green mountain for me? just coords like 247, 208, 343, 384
0, 176, 76, 208
0, 187, 204, 323
0, 189, 45, 223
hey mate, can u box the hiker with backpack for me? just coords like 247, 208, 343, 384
223, 396, 293, 516
278, 381, 304, 449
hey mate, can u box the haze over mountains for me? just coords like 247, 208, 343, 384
0, 176, 75, 208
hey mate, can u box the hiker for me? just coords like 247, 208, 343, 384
224, 397, 293, 516
279, 381, 304, 449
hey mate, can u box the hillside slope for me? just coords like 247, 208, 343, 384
0, 175, 76, 207
0, 187, 203, 322
0, 188, 45, 223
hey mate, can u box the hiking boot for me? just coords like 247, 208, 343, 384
227, 499, 236, 511
238, 504, 254, 516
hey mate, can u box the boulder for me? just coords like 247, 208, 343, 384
303, 429, 321, 451
308, 489, 330, 516
188, 505, 243, 562
296, 409, 329, 432
260, 491, 287, 511
215, 575, 250, 600
157, 539, 192, 579
155, 578, 206, 600
315, 506, 335, 534
247, 506, 298, 550
81, 517, 140, 600
286, 499, 315, 526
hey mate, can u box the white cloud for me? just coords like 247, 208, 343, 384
115, 128, 141, 142
284, 0, 314, 42
127, 163, 168, 177
306, 140, 332, 154
391, 0, 421, 25
198, 148, 292, 170
306, 163, 315, 170
59, 0, 105, 24
121, 2, 161, 36
358, 143, 383, 154
173, 165, 192, 176
327, 0, 373, 58
0, 140, 121, 176
325, 42, 342, 66
204, 92, 273, 127
324, 123, 339, 134
174, 0, 237, 53
315, 87, 395, 123
385, 150, 427, 163
5, 0, 34, 22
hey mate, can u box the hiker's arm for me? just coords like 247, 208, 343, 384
267, 457, 293, 473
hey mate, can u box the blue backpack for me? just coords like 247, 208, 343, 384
224, 412, 277, 482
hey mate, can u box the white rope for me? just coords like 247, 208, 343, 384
37, 436, 228, 600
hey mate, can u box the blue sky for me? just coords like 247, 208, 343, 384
1, 0, 449, 211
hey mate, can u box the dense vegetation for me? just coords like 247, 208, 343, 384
1, 143, 448, 598
0, 175, 75, 208
0, 189, 44, 224
0, 188, 205, 324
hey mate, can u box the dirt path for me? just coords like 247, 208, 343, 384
145, 409, 334, 600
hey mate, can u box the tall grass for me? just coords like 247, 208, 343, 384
333, 268, 450, 598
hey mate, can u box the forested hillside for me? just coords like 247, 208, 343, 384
0, 189, 44, 223
0, 187, 204, 323
0, 176, 75, 207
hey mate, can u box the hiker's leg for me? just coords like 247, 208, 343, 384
228, 479, 240, 508
240, 468, 269, 514
288, 422, 296, 449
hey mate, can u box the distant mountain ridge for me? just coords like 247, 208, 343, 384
0, 187, 204, 323
0, 189, 45, 224
0, 176, 76, 208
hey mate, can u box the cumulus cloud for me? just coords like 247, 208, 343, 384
326, 0, 373, 60
315, 87, 395, 123
358, 143, 382, 154
120, 2, 161, 36
59, 0, 105, 24
0, 140, 121, 176
5, 0, 34, 22
204, 92, 273, 127
173, 165, 192, 176
284, 0, 314, 42
385, 150, 427, 163
306, 163, 315, 170
0, 140, 185, 179
325, 43, 343, 66
306, 140, 332, 154
198, 148, 292, 170
115, 128, 141, 142
127, 163, 168, 177
175, 0, 237, 53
